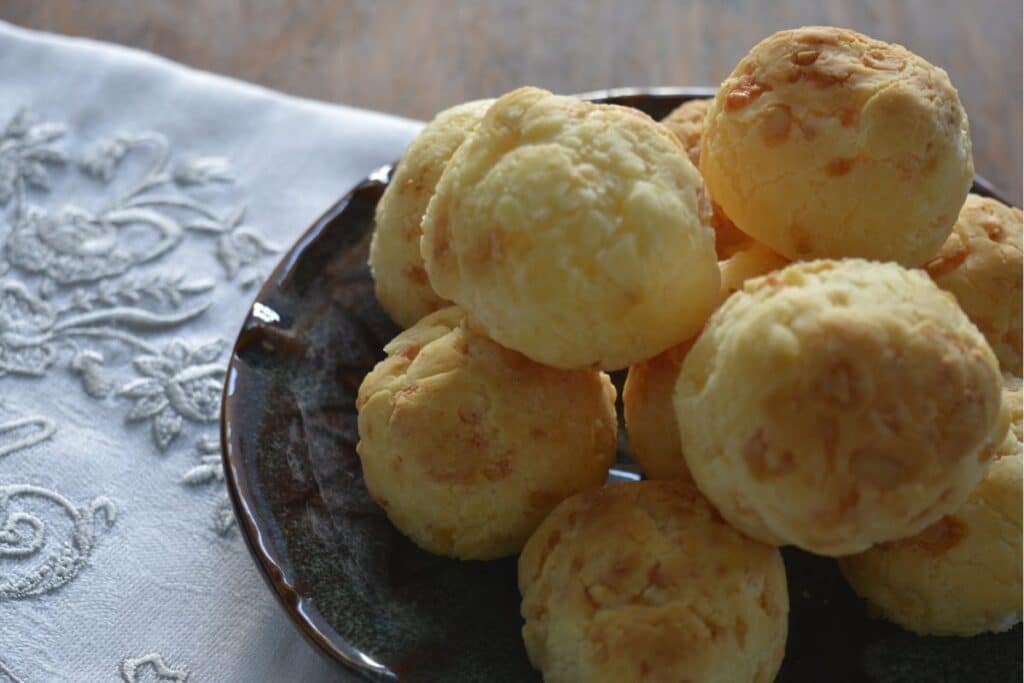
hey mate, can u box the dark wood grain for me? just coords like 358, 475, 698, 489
7, 0, 1020, 201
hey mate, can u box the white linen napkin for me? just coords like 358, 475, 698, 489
0, 20, 422, 682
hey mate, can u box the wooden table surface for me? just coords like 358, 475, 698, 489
8, 0, 1022, 203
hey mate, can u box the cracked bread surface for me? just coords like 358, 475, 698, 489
674, 259, 1005, 556
839, 374, 1022, 636
370, 99, 494, 328
356, 306, 617, 560
518, 480, 788, 682
926, 193, 1023, 375
701, 26, 973, 266
422, 87, 719, 371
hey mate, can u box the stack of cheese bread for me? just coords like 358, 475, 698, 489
357, 26, 1022, 681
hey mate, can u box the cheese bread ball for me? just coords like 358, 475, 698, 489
519, 480, 788, 683
702, 192, 754, 260
675, 259, 1005, 556
925, 194, 1023, 375
623, 341, 694, 482
839, 375, 1022, 635
422, 87, 720, 371
624, 241, 786, 481
701, 26, 973, 265
661, 98, 709, 167
998, 374, 1022, 458
369, 99, 493, 328
355, 306, 617, 560
719, 239, 790, 301
664, 99, 752, 259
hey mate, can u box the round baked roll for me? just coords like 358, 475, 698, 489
422, 86, 720, 371
702, 192, 754, 260
925, 193, 1023, 375
661, 98, 708, 167
623, 341, 694, 482
369, 99, 493, 328
624, 240, 787, 481
519, 480, 788, 682
701, 26, 973, 265
664, 99, 751, 259
839, 375, 1022, 636
718, 239, 790, 301
355, 306, 617, 560
675, 259, 1006, 556
999, 374, 1023, 458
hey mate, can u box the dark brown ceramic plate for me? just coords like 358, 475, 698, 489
221, 87, 1019, 682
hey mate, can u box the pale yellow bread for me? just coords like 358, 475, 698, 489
422, 86, 720, 371
702, 192, 754, 260
624, 239, 787, 482
675, 259, 1005, 556
518, 480, 788, 683
839, 374, 1022, 636
663, 98, 752, 260
701, 26, 973, 265
925, 193, 1023, 375
718, 239, 790, 301
355, 306, 617, 560
661, 98, 709, 167
999, 374, 1023, 458
369, 99, 493, 328
623, 341, 694, 482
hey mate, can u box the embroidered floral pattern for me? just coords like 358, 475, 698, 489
182, 435, 236, 535
0, 279, 209, 378
173, 156, 232, 186
120, 340, 225, 451
0, 105, 274, 533
3, 116, 274, 286
0, 108, 66, 214
0, 484, 116, 600
0, 404, 56, 459
5, 204, 178, 285
120, 653, 190, 682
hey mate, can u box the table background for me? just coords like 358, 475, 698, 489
8, 1, 1022, 204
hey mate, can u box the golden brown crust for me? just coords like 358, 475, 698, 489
369, 100, 493, 328
422, 87, 720, 371
925, 194, 1023, 375
701, 26, 973, 265
675, 259, 1005, 555
838, 379, 1022, 635
518, 480, 788, 682
356, 306, 617, 560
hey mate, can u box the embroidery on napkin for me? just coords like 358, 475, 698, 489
0, 106, 278, 533
118, 339, 225, 450
0, 404, 56, 459
0, 484, 116, 601
0, 658, 25, 683
120, 653, 190, 682
181, 434, 236, 535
